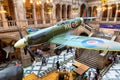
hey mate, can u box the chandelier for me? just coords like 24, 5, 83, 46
100, 0, 108, 3
100, 0, 108, 5
0, 0, 3, 5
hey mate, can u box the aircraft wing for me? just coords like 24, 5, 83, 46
49, 34, 120, 51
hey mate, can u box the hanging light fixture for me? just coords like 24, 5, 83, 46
0, 0, 7, 13
97, 0, 109, 11
100, 0, 108, 3
0, 0, 3, 5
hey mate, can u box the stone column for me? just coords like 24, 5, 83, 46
78, 4, 81, 17
52, 4, 56, 24
114, 4, 118, 22
20, 48, 32, 67
65, 5, 67, 20
97, 6, 102, 22
32, 0, 37, 26
60, 5, 62, 21
0, 5, 8, 28
49, 44, 56, 56
90, 6, 93, 21
91, 6, 93, 17
13, 0, 19, 26
22, 1, 28, 26
41, 4, 46, 24
14, 0, 27, 27
107, 5, 110, 21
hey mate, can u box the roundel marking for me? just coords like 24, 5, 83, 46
71, 22, 76, 28
81, 39, 104, 48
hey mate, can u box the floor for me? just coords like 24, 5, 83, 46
1, 49, 120, 80
102, 63, 120, 80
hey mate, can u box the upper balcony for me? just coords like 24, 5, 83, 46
0, 17, 120, 33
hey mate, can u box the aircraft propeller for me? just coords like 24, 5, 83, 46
16, 26, 35, 61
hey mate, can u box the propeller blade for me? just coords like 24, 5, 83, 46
26, 47, 35, 61
16, 26, 35, 60
24, 47, 27, 55
16, 26, 23, 38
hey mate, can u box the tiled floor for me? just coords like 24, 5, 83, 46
102, 63, 120, 80
24, 49, 120, 80
23, 50, 75, 77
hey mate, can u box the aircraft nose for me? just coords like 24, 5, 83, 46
14, 38, 28, 48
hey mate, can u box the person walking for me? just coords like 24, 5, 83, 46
37, 48, 43, 58
42, 56, 46, 66
66, 47, 72, 53
56, 61, 60, 71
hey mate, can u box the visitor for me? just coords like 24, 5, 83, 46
42, 56, 46, 66
15, 61, 20, 66
88, 69, 95, 80
56, 61, 60, 71
32, 58, 37, 67
37, 48, 43, 58
96, 67, 100, 75
6, 14, 13, 26
66, 47, 72, 53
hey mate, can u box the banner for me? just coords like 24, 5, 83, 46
100, 24, 120, 29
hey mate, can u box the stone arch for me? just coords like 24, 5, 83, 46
3, 0, 15, 20
67, 5, 71, 19
62, 4, 66, 20
79, 32, 89, 36
56, 4, 61, 21
88, 7, 92, 17
102, 5, 108, 18
80, 4, 86, 17
93, 6, 97, 17
117, 3, 120, 19
36, 4, 42, 20
25, 0, 33, 19
109, 4, 116, 20
44, 2, 52, 23
73, 26, 91, 36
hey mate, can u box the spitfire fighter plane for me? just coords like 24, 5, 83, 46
14, 17, 120, 60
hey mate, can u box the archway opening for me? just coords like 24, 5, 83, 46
80, 4, 86, 17
62, 4, 66, 20
109, 4, 116, 21
79, 32, 88, 36
93, 6, 97, 17
102, 5, 108, 21
88, 7, 92, 17
117, 4, 120, 21
67, 5, 71, 19
56, 4, 61, 21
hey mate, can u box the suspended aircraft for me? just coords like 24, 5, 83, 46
14, 17, 120, 60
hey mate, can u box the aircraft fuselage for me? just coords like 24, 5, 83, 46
14, 18, 83, 48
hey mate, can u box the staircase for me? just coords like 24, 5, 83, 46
83, 23, 94, 32
76, 50, 100, 69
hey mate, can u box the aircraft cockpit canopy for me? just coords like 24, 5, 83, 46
56, 20, 70, 26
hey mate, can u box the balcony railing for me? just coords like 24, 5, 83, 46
0, 17, 120, 32
102, 17, 107, 21
109, 17, 114, 21
117, 17, 120, 21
